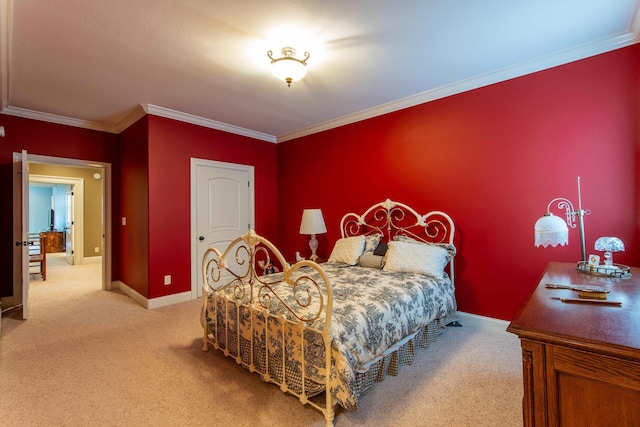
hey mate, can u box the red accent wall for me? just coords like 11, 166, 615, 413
119, 115, 278, 299
278, 44, 640, 321
119, 117, 149, 297
0, 115, 120, 297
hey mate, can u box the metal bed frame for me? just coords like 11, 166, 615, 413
201, 199, 455, 426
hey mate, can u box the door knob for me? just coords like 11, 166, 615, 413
198, 236, 205, 241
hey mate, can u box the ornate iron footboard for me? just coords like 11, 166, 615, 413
202, 230, 336, 427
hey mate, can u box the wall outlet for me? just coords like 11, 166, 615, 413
164, 275, 171, 285
94, 247, 99, 253
122, 217, 126, 226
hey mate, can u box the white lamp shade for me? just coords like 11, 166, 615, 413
299, 209, 326, 235
534, 214, 569, 248
272, 58, 307, 83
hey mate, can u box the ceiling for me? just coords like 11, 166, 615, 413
1, 1, 639, 143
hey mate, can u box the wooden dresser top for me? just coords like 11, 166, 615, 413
508, 262, 640, 357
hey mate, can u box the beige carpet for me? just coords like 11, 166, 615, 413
1, 255, 523, 426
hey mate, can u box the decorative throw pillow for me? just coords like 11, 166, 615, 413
373, 242, 388, 256
358, 253, 385, 269
364, 233, 383, 253
383, 241, 450, 278
393, 235, 456, 262
328, 235, 366, 265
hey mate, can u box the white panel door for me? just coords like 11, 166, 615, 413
192, 159, 254, 298
8, 150, 29, 319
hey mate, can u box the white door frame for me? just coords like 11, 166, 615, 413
27, 154, 112, 291
190, 158, 255, 299
28, 174, 84, 265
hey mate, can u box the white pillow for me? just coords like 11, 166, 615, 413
393, 235, 456, 262
383, 241, 449, 278
364, 233, 383, 253
328, 236, 366, 265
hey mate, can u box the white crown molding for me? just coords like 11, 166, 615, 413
276, 32, 639, 143
111, 104, 147, 134
0, 102, 278, 142
140, 103, 277, 143
1, 105, 117, 132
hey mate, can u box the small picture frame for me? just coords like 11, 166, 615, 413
588, 254, 600, 267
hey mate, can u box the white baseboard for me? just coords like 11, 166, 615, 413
113, 281, 192, 309
456, 311, 510, 334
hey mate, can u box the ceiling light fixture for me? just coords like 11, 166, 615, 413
267, 47, 309, 87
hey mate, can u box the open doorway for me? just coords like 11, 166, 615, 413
27, 154, 112, 295
28, 164, 102, 288
29, 175, 84, 267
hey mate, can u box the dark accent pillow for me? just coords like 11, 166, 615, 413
373, 242, 388, 256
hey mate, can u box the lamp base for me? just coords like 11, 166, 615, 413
309, 234, 319, 261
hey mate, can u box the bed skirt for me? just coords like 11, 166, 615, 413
345, 312, 458, 410
202, 304, 458, 411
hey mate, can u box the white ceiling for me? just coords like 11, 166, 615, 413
1, 0, 638, 142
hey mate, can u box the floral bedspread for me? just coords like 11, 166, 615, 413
204, 262, 457, 410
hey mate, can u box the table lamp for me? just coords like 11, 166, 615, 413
299, 209, 326, 261
594, 236, 625, 268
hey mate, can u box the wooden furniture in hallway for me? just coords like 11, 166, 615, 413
40, 231, 64, 253
29, 233, 46, 280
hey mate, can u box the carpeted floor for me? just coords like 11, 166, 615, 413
1, 254, 523, 426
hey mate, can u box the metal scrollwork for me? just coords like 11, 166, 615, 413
340, 200, 454, 246
425, 218, 447, 243
257, 266, 324, 323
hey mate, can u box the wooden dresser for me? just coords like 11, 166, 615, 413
507, 262, 640, 426
40, 231, 65, 253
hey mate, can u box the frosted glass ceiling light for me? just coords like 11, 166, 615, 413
267, 47, 309, 87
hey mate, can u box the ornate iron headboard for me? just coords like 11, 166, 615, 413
340, 199, 454, 244
340, 199, 455, 282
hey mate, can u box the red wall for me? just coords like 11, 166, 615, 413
0, 115, 120, 297
140, 116, 278, 299
119, 118, 150, 297
277, 44, 640, 321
